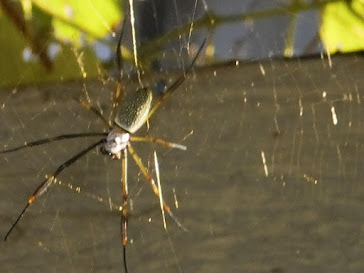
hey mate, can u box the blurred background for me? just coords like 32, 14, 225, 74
1, 0, 363, 87
0, 1, 363, 273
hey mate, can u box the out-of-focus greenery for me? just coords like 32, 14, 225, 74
0, 0, 363, 89
32, 0, 121, 45
0, 0, 123, 88
320, 0, 364, 54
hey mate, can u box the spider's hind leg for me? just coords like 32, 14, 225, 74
127, 144, 187, 231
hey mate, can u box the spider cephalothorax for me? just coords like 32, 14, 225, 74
101, 130, 130, 159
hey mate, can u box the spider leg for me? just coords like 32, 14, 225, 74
127, 144, 187, 231
110, 18, 128, 126
4, 138, 106, 241
130, 136, 186, 150
121, 148, 129, 273
0, 133, 107, 154
147, 37, 206, 120
74, 97, 111, 129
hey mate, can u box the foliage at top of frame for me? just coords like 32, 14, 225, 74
0, 0, 123, 88
1, 0, 364, 89
320, 0, 364, 54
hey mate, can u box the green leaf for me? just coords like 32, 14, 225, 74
0, 9, 100, 88
33, 0, 122, 44
320, 0, 364, 53
0, 0, 123, 88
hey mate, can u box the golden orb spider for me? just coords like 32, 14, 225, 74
1, 21, 206, 273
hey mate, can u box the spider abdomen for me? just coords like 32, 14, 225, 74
115, 87, 153, 133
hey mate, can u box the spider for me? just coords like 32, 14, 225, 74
1, 21, 206, 273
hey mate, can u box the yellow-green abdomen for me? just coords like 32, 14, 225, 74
115, 88, 153, 133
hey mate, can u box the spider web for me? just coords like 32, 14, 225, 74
0, 1, 364, 273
